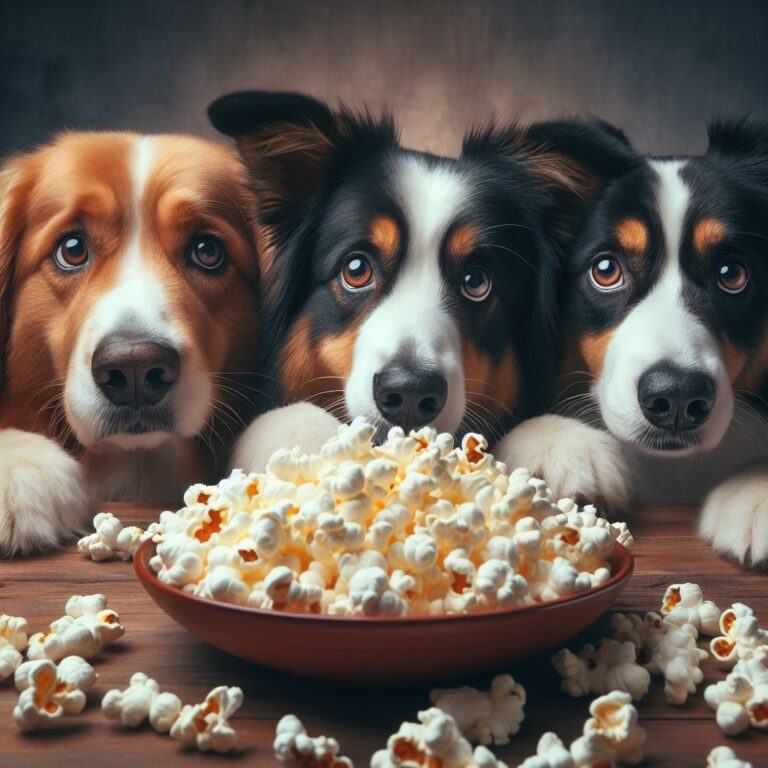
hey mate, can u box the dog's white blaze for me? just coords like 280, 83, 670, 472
345, 157, 466, 432
597, 159, 733, 452
64, 136, 211, 449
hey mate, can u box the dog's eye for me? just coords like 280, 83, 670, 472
590, 255, 625, 291
341, 253, 375, 291
718, 261, 749, 294
460, 264, 492, 302
190, 235, 226, 271
54, 234, 89, 270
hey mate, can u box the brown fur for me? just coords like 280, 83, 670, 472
369, 215, 400, 263
446, 224, 478, 262
578, 329, 617, 378
461, 338, 519, 429
616, 218, 649, 254
0, 132, 260, 481
693, 217, 726, 256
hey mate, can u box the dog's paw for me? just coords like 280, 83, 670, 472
699, 467, 768, 565
230, 403, 344, 472
494, 414, 631, 514
0, 429, 95, 556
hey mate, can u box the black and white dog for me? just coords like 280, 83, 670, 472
508, 119, 768, 564
208, 91, 633, 499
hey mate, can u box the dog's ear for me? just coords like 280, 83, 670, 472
462, 119, 638, 245
208, 90, 397, 241
707, 118, 768, 158
0, 156, 32, 384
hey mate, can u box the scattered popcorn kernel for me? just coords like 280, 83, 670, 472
704, 646, 768, 735
77, 512, 149, 561
371, 708, 507, 768
28, 594, 124, 661
429, 673, 526, 746
707, 746, 753, 768
274, 714, 354, 768
659, 583, 721, 636
552, 638, 651, 701
581, 691, 645, 765
517, 732, 576, 767
612, 611, 706, 705
13, 656, 97, 732
147, 419, 625, 617
0, 615, 29, 682
170, 685, 242, 753
102, 671, 182, 731
710, 603, 768, 668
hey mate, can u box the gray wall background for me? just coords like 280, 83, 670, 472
1, 0, 767, 158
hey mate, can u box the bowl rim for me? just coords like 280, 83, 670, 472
134, 538, 634, 626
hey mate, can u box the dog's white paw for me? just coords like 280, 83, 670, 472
230, 403, 344, 472
494, 414, 631, 514
699, 466, 768, 565
0, 429, 95, 556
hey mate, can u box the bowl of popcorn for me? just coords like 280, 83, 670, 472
134, 419, 634, 683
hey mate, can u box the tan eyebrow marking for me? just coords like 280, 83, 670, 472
693, 218, 726, 255
446, 224, 479, 261
369, 215, 400, 261
616, 218, 648, 254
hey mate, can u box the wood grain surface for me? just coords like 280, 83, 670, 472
1, 503, 766, 767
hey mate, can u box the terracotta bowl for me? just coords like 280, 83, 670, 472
135, 540, 633, 684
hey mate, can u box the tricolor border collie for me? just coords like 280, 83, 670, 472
522, 119, 768, 563
208, 90, 636, 489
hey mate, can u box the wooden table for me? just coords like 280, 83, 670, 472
1, 504, 766, 767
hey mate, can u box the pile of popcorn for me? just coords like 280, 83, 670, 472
143, 419, 631, 617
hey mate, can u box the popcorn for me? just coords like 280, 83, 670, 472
14, 656, 97, 732
371, 708, 507, 768
148, 419, 626, 617
429, 674, 526, 746
101, 672, 182, 731
611, 612, 706, 705
707, 747, 753, 768
170, 685, 242, 753
704, 646, 768, 734
0, 614, 29, 681
77, 512, 149, 561
710, 603, 768, 668
580, 691, 645, 765
659, 583, 721, 636
517, 732, 577, 767
551, 638, 651, 701
274, 714, 353, 768
28, 594, 124, 661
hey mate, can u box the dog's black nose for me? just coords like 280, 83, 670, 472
638, 363, 715, 431
373, 366, 447, 431
91, 335, 180, 408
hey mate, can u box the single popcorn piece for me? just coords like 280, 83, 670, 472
77, 511, 149, 561
0, 615, 29, 681
274, 714, 354, 768
660, 583, 721, 636
710, 603, 768, 668
170, 685, 242, 753
147, 419, 627, 616
28, 594, 124, 661
580, 691, 646, 765
611, 612, 707, 705
517, 732, 576, 768
102, 672, 182, 731
704, 646, 768, 735
552, 638, 651, 701
370, 708, 507, 768
707, 746, 753, 768
13, 656, 97, 732
429, 674, 526, 746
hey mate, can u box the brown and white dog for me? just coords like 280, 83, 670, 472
0, 132, 260, 555
208, 91, 634, 494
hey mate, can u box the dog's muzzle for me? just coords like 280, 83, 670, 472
91, 333, 179, 435
637, 361, 715, 434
